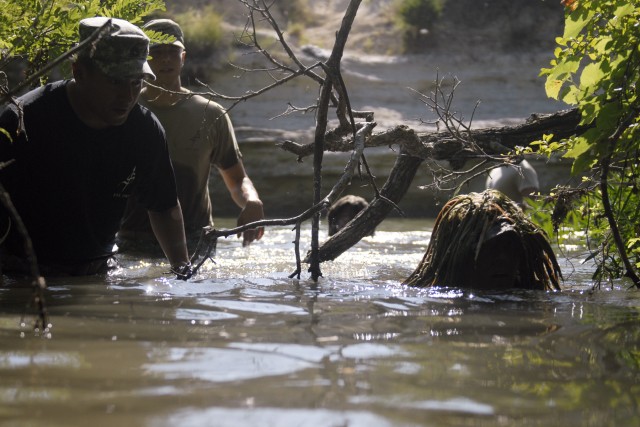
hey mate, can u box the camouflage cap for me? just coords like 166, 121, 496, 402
78, 17, 155, 80
143, 19, 185, 49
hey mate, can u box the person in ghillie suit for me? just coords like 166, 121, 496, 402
403, 190, 561, 291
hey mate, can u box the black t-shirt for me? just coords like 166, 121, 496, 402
0, 80, 178, 265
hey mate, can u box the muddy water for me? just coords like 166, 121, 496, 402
1, 218, 639, 427
0, 48, 634, 427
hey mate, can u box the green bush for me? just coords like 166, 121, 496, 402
394, 0, 446, 50
173, 7, 224, 57
396, 0, 446, 30
535, 0, 640, 286
277, 0, 313, 26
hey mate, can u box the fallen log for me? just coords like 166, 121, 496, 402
305, 108, 582, 262
281, 108, 580, 167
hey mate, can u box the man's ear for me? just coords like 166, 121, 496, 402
181, 51, 186, 67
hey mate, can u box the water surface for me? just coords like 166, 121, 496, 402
1, 218, 638, 427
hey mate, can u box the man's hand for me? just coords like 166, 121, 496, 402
237, 199, 265, 247
171, 262, 194, 280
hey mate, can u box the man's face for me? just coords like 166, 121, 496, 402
75, 62, 143, 128
148, 45, 184, 83
473, 225, 523, 290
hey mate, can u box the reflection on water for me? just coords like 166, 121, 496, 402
1, 218, 639, 427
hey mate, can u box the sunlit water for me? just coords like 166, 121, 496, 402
1, 218, 639, 427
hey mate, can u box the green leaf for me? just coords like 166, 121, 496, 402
593, 36, 613, 56
596, 102, 623, 135
579, 99, 600, 125
560, 85, 580, 105
579, 61, 605, 92
563, 10, 595, 39
571, 149, 597, 175
545, 78, 565, 100
563, 135, 592, 159
613, 4, 635, 20
0, 127, 13, 143
543, 55, 581, 100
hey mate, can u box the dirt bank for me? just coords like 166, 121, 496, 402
165, 0, 564, 58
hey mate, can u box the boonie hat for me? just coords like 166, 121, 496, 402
78, 17, 155, 80
143, 19, 185, 49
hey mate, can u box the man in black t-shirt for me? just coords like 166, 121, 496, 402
0, 17, 191, 277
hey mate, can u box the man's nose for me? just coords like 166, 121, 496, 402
115, 80, 139, 101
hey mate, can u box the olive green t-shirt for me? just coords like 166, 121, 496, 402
120, 91, 241, 237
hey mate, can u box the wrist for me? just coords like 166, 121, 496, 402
171, 260, 191, 270
171, 261, 193, 280
245, 198, 263, 207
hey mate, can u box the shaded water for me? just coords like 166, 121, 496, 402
1, 218, 639, 427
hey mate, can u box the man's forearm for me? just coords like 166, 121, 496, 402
148, 203, 189, 268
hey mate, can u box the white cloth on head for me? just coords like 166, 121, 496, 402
485, 159, 539, 204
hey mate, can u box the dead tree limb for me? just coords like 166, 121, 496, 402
306, 0, 362, 281
307, 73, 331, 280
312, 148, 424, 262
0, 182, 48, 331
280, 108, 581, 165
305, 108, 583, 261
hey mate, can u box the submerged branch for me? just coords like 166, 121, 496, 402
0, 182, 48, 331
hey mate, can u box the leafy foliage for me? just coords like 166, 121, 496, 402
394, 0, 446, 49
537, 0, 640, 287
395, 0, 446, 30
274, 0, 313, 26
0, 0, 166, 84
172, 6, 223, 58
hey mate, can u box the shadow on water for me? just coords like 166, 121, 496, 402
1, 218, 639, 426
